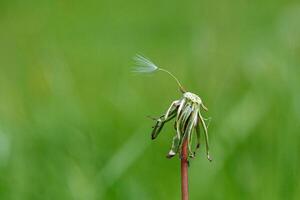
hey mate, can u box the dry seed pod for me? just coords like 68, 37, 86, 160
133, 55, 212, 161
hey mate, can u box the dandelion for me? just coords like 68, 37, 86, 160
133, 54, 211, 161
134, 55, 212, 200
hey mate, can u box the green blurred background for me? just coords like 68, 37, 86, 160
1, 0, 300, 199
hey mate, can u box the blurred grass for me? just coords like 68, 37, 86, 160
0, 0, 300, 199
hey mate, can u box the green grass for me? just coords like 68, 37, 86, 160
0, 0, 300, 199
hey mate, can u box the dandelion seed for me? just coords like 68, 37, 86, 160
132, 54, 186, 92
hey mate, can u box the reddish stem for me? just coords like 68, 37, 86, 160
181, 138, 189, 200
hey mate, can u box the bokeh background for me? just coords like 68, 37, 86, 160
1, 0, 300, 199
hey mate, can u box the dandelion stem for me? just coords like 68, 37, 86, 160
181, 138, 189, 200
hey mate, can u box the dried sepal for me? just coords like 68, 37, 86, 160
151, 101, 179, 140
183, 105, 197, 158
151, 110, 177, 140
195, 117, 201, 149
166, 135, 180, 158
198, 111, 212, 161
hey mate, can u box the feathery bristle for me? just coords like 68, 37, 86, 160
133, 54, 159, 73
